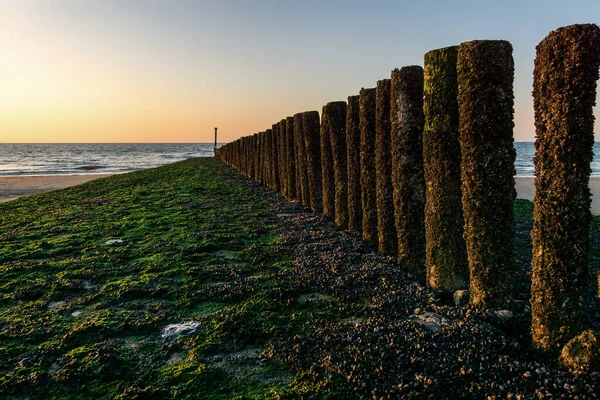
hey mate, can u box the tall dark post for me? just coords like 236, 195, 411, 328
278, 119, 287, 196
391, 67, 426, 279
294, 113, 309, 206
346, 95, 362, 235
214, 127, 218, 149
271, 124, 280, 192
423, 47, 469, 292
360, 88, 378, 246
531, 24, 600, 354
285, 117, 296, 200
375, 79, 396, 255
320, 103, 340, 221
303, 111, 323, 214
324, 101, 348, 228
458, 40, 516, 309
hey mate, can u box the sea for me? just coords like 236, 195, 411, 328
0, 143, 216, 176
0, 142, 600, 177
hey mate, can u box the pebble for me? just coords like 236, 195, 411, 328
160, 322, 201, 340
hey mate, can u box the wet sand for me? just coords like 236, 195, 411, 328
0, 174, 113, 203
515, 176, 600, 215
1, 174, 599, 215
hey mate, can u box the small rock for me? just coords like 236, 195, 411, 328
161, 322, 201, 340
559, 330, 600, 373
523, 371, 532, 379
494, 310, 514, 321
413, 307, 422, 315
47, 301, 66, 310
408, 311, 452, 333
105, 239, 124, 245
453, 290, 469, 307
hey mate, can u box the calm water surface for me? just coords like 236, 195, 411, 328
1, 142, 599, 177
0, 143, 217, 176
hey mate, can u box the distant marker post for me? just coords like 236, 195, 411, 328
214, 127, 218, 149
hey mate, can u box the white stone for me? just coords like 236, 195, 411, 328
161, 322, 201, 340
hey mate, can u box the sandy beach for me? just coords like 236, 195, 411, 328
0, 174, 113, 203
515, 176, 600, 215
1, 174, 600, 215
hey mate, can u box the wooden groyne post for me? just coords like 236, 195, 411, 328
458, 40, 516, 309
423, 47, 469, 292
531, 24, 600, 353
390, 66, 426, 279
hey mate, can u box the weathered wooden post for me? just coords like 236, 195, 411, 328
458, 40, 516, 309
325, 101, 349, 228
423, 47, 469, 292
251, 134, 258, 180
256, 132, 264, 184
531, 24, 600, 353
285, 117, 296, 200
376, 79, 397, 254
346, 95, 362, 235
265, 129, 273, 188
278, 119, 287, 196
320, 104, 337, 221
271, 124, 280, 192
294, 113, 309, 206
391, 67, 426, 279
360, 88, 378, 245
303, 111, 323, 213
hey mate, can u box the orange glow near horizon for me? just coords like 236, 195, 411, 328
1, 3, 598, 144
0, 6, 274, 144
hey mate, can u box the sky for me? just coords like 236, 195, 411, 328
0, 0, 599, 143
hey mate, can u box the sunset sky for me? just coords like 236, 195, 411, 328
1, 0, 599, 143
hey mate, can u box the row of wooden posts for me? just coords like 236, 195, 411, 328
215, 24, 600, 355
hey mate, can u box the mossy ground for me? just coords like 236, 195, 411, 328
1, 159, 599, 399
0, 158, 318, 399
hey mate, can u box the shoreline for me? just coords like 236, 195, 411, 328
0, 173, 115, 203
515, 176, 600, 215
1, 174, 600, 215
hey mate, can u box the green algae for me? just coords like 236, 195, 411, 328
0, 158, 315, 399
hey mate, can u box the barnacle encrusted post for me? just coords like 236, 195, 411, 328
346, 95, 362, 235
271, 124, 280, 192
391, 67, 426, 279
423, 47, 469, 292
531, 24, 600, 354
251, 133, 258, 181
258, 131, 266, 185
376, 79, 397, 255
360, 88, 378, 245
325, 101, 349, 229
303, 111, 323, 214
457, 40, 516, 309
264, 129, 273, 188
294, 113, 309, 206
285, 117, 296, 200
320, 104, 337, 221
278, 120, 287, 196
